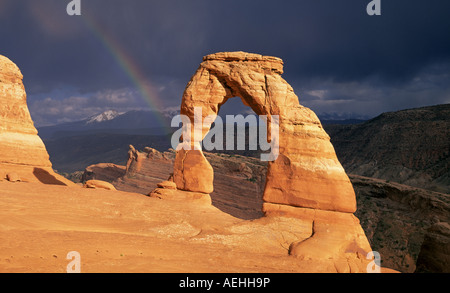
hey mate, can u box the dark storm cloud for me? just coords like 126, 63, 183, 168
1, 0, 449, 125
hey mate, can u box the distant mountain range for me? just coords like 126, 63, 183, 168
38, 108, 368, 141
37, 109, 175, 140
85, 110, 123, 124
38, 109, 370, 172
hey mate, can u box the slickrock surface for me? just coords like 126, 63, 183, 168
0, 181, 396, 273
0, 55, 73, 186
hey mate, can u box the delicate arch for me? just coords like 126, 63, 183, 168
173, 52, 356, 214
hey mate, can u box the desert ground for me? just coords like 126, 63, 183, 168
0, 180, 350, 273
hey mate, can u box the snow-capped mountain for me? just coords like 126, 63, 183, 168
37, 109, 175, 140
86, 110, 123, 124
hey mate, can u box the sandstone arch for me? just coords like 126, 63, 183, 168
151, 52, 374, 263
173, 52, 356, 214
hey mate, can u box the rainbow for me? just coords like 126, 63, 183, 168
81, 13, 172, 132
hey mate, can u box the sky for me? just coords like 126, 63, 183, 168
1, 0, 450, 126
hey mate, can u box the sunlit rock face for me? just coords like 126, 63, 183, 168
151, 52, 375, 268
0, 55, 72, 185
174, 51, 356, 213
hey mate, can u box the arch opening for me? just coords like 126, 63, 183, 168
202, 96, 268, 220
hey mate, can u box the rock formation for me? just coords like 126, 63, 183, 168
6, 172, 21, 182
82, 163, 126, 183
352, 174, 450, 272
126, 145, 145, 176
415, 222, 450, 273
173, 52, 356, 211
324, 104, 450, 194
86, 146, 445, 272
84, 180, 117, 191
87, 147, 267, 220
0, 55, 73, 186
153, 52, 373, 265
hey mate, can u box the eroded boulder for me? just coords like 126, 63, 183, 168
6, 173, 21, 183
83, 180, 117, 191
